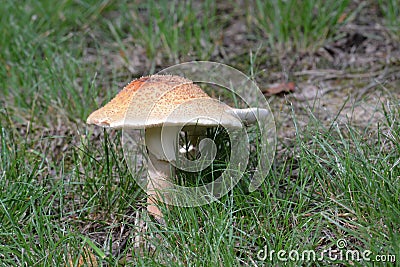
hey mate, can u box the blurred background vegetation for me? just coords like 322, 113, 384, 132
0, 0, 399, 266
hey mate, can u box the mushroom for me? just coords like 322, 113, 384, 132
87, 75, 268, 221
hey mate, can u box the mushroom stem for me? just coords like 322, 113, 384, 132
145, 127, 177, 222
229, 108, 269, 125
146, 151, 174, 222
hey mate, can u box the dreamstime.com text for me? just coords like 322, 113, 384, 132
256, 239, 396, 263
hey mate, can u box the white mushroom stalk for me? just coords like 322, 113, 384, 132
145, 127, 176, 221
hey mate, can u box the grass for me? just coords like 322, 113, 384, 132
252, 0, 351, 52
1, 0, 399, 266
123, 0, 218, 64
377, 0, 400, 40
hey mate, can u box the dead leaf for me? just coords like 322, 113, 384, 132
338, 13, 347, 23
67, 245, 98, 267
262, 82, 295, 96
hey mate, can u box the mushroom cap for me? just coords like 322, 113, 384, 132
87, 75, 242, 129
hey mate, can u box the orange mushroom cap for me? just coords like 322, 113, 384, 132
87, 75, 242, 129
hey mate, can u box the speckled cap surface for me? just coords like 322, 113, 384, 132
87, 75, 242, 129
